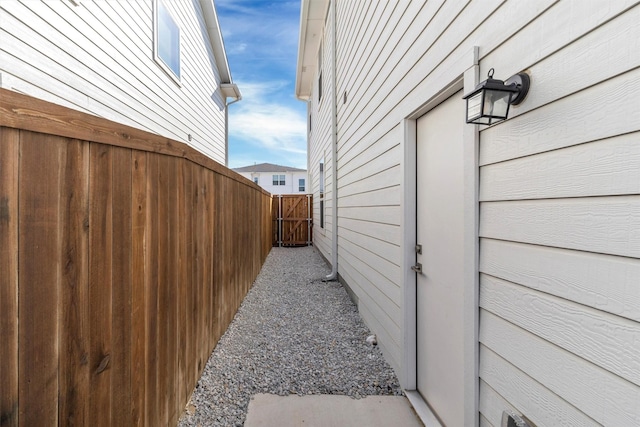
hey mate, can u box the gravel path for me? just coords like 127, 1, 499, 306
178, 246, 403, 426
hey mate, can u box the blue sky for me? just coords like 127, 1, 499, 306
215, 0, 308, 169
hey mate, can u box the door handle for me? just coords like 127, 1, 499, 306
411, 263, 422, 274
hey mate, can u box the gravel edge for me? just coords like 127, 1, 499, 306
178, 246, 403, 427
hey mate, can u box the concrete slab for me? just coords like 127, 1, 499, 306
244, 394, 424, 427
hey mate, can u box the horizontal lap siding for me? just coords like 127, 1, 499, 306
0, 0, 226, 163
333, 0, 550, 374
309, 2, 333, 263
311, 0, 640, 420
478, 2, 640, 425
333, 0, 494, 373
334, 0, 406, 366
0, 90, 272, 426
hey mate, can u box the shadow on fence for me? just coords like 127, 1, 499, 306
0, 88, 272, 426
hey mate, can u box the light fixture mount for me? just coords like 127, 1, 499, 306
504, 72, 530, 105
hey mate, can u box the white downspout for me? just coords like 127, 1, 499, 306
225, 97, 241, 167
325, 0, 338, 281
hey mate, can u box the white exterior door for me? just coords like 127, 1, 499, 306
415, 92, 465, 426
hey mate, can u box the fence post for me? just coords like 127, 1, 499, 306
307, 194, 312, 246
278, 195, 282, 247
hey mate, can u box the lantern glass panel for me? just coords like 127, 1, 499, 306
483, 89, 511, 118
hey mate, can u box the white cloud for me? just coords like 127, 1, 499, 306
229, 80, 307, 158
236, 80, 289, 98
232, 108, 306, 154
228, 42, 247, 54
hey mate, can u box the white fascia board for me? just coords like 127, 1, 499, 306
295, 0, 329, 100
200, 0, 233, 84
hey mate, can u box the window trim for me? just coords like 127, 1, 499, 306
154, 0, 181, 84
272, 174, 286, 186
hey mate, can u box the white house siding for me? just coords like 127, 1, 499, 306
0, 0, 227, 163
261, 171, 308, 195
308, 5, 334, 263
324, 0, 405, 373
477, 2, 640, 424
330, 0, 530, 377
302, 0, 640, 425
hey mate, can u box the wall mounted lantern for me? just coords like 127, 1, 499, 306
463, 68, 530, 125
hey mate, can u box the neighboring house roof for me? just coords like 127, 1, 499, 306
233, 163, 307, 173
200, 0, 241, 100
295, 0, 330, 100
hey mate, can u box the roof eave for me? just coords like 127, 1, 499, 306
199, 0, 233, 85
295, 0, 311, 100
295, 0, 329, 100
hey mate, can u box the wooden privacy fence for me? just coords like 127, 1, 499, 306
0, 89, 272, 427
272, 194, 312, 246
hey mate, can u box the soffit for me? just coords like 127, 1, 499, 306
199, 0, 232, 84
295, 0, 330, 100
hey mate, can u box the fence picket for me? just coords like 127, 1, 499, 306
0, 88, 272, 426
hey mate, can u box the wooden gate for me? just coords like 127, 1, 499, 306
272, 194, 312, 246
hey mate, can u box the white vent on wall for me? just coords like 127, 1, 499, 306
502, 411, 534, 427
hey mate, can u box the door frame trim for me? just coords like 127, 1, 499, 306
400, 47, 480, 426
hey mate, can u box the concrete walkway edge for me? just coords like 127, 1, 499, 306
244, 394, 424, 427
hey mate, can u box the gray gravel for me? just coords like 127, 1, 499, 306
178, 246, 403, 427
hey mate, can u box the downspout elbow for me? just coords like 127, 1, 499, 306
324, 267, 337, 281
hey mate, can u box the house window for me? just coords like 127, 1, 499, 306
319, 161, 324, 229
253, 177, 259, 184
299, 179, 305, 192
272, 174, 285, 186
155, 0, 180, 81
